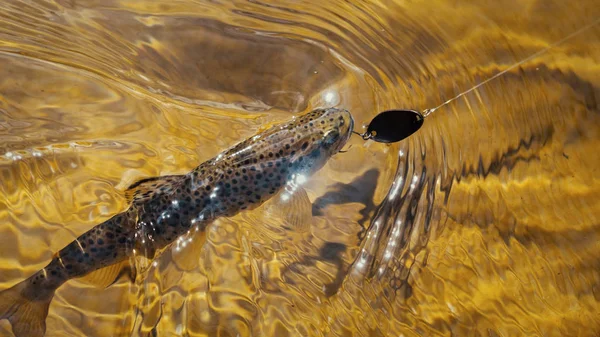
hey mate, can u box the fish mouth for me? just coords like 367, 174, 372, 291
335, 109, 354, 153
346, 110, 355, 140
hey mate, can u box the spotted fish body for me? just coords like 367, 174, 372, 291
0, 107, 354, 337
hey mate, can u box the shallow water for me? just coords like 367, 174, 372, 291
1, 0, 599, 336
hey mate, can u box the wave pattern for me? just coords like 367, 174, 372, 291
0, 0, 599, 336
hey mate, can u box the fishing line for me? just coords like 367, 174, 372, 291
421, 17, 600, 118
351, 18, 599, 143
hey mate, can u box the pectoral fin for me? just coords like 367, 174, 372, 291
265, 187, 312, 232
77, 260, 136, 288
171, 228, 208, 272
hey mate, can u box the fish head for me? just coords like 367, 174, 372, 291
278, 107, 354, 175
223, 107, 354, 179
292, 107, 353, 152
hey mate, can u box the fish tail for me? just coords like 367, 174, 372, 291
0, 274, 54, 337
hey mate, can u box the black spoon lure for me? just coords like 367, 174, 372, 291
356, 109, 424, 143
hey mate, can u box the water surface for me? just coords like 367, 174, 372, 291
1, 0, 599, 336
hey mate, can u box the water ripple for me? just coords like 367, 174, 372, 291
1, 1, 600, 336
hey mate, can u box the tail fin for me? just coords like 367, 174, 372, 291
0, 278, 53, 337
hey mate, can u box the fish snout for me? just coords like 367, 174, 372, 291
322, 108, 354, 152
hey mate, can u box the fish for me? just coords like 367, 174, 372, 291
0, 107, 354, 337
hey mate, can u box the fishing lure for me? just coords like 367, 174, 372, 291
358, 109, 424, 143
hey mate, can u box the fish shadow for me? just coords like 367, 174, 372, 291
286, 169, 380, 297
311, 168, 380, 229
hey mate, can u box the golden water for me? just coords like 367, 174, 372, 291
1, 0, 599, 336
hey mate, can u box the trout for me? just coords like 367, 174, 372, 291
0, 107, 354, 337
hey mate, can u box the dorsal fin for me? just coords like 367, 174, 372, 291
124, 174, 183, 203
